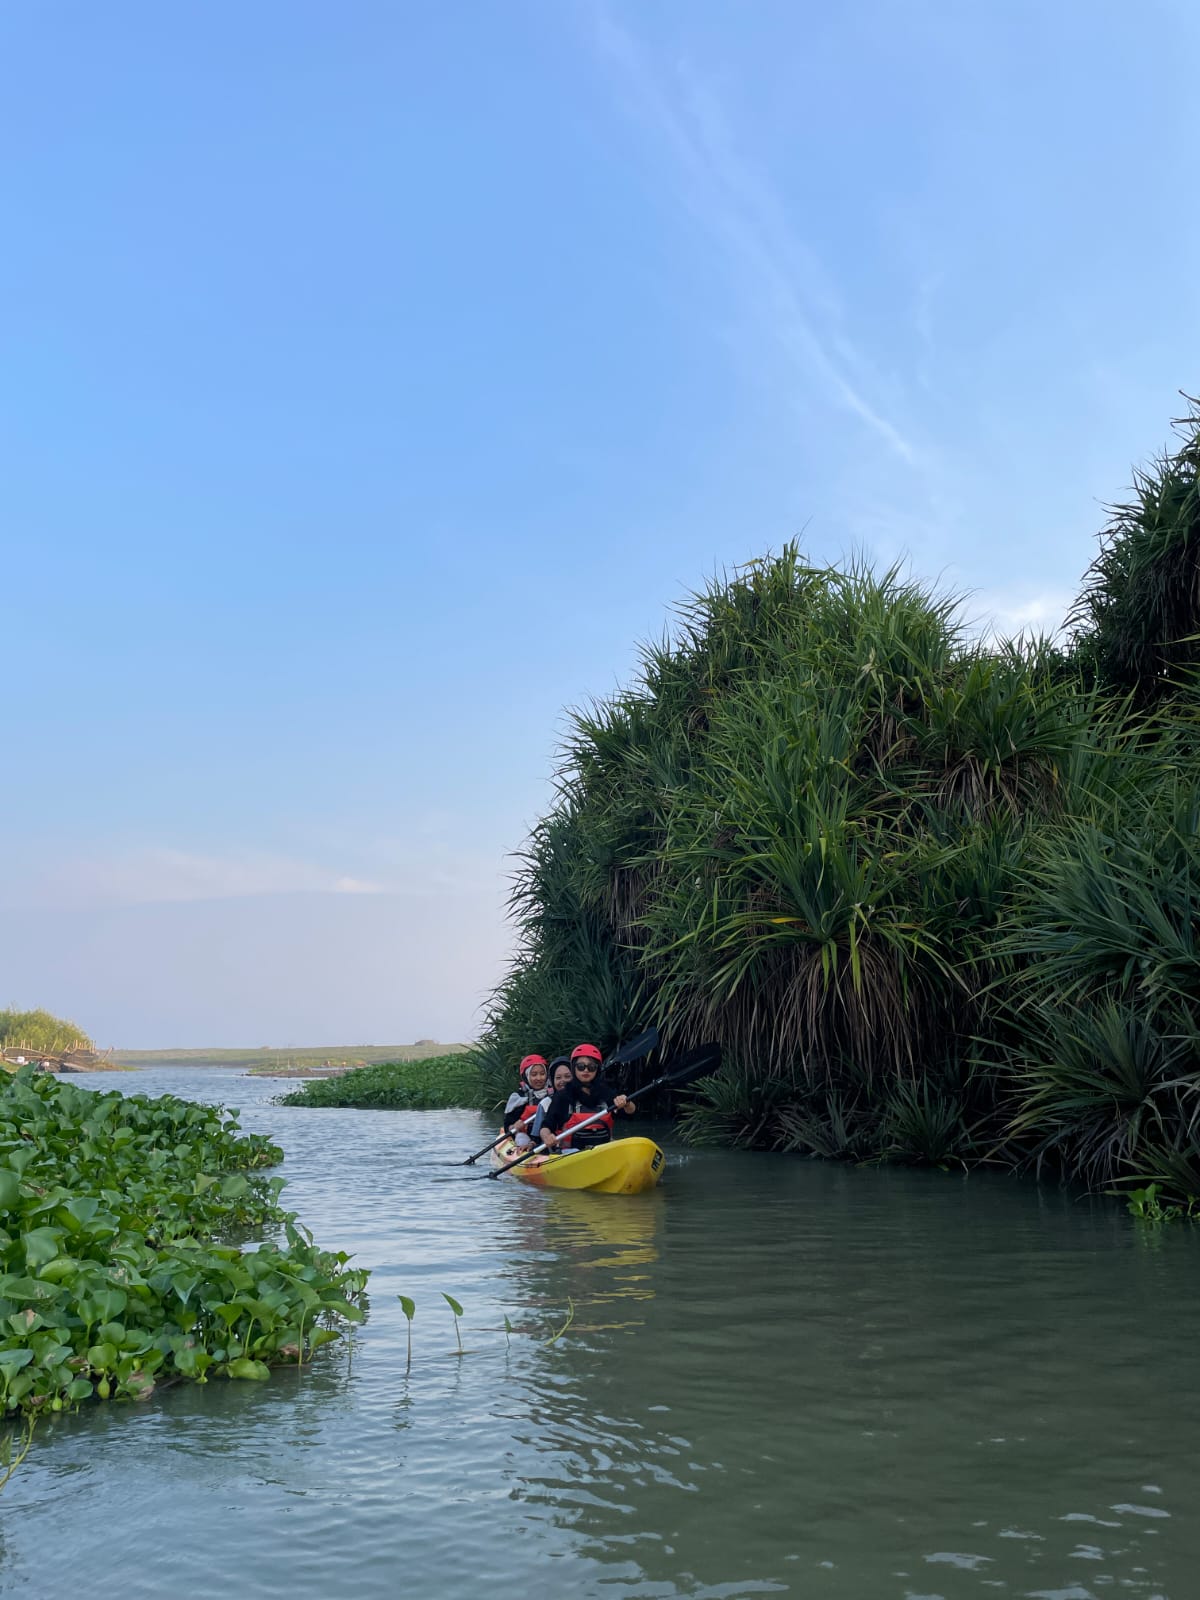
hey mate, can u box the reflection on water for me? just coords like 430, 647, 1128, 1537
2, 1071, 1199, 1600
530, 1189, 663, 1328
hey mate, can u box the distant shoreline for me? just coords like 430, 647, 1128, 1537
111, 1043, 471, 1071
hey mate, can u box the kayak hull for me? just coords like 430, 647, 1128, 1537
490, 1135, 666, 1194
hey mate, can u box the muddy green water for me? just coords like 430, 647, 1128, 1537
3, 1070, 1197, 1599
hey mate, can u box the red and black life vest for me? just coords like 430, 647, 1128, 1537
559, 1104, 614, 1147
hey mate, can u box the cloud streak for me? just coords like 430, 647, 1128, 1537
587, 2, 918, 464
6, 847, 386, 909
964, 586, 1074, 642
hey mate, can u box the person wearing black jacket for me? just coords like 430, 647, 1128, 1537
538, 1042, 636, 1152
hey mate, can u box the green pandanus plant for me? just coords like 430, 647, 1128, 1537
472, 443, 1200, 1211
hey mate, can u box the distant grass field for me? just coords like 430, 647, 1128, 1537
278, 1053, 488, 1110
112, 1043, 470, 1071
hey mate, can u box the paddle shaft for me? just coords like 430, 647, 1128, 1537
462, 1132, 509, 1166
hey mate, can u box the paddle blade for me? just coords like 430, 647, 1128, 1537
659, 1042, 722, 1088
607, 1025, 660, 1068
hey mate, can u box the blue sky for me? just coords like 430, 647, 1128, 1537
3, 0, 1198, 1046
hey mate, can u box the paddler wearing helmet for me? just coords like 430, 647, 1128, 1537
537, 1043, 636, 1153
503, 1055, 549, 1147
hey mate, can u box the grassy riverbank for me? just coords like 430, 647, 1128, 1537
279, 1053, 486, 1109
0, 1067, 367, 1439
113, 1042, 469, 1071
477, 398, 1200, 1206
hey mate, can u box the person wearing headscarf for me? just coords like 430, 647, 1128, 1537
529, 1057, 573, 1141
502, 1054, 549, 1145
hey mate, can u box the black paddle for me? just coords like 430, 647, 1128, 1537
459, 1026, 660, 1166
460, 1130, 515, 1168
487, 1041, 721, 1180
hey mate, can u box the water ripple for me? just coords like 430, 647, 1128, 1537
2, 1071, 1198, 1600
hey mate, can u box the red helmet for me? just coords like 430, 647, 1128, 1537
518, 1053, 547, 1076
570, 1043, 603, 1064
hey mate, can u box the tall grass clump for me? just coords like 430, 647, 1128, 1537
0, 1008, 91, 1057
993, 398, 1200, 1203
478, 396, 1200, 1206
1070, 396, 1200, 707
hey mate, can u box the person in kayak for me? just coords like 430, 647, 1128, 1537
529, 1058, 574, 1142
503, 1056, 548, 1145
538, 1042, 636, 1153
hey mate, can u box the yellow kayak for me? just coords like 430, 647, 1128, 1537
490, 1134, 666, 1194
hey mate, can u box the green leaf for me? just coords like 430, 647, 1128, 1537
6, 1371, 36, 1404
318, 1298, 363, 1322
66, 1378, 94, 1402
0, 1171, 20, 1210
0, 1348, 34, 1375
55, 1195, 100, 1231
397, 1294, 416, 1321
94, 1288, 127, 1322
38, 1255, 83, 1284
442, 1293, 464, 1318
226, 1358, 270, 1381
0, 1274, 62, 1304
23, 1226, 63, 1269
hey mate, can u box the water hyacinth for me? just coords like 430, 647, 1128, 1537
0, 1069, 368, 1429
279, 1053, 485, 1110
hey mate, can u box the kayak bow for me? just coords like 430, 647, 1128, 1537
489, 1135, 665, 1195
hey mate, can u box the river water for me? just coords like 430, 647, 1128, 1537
2, 1069, 1197, 1600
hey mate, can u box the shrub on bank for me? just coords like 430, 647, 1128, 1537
0, 1007, 91, 1059
0, 1069, 367, 1426
279, 1053, 487, 1109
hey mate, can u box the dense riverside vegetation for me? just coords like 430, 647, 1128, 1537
0, 1068, 366, 1435
279, 1053, 485, 1109
0, 1008, 92, 1061
476, 399, 1200, 1205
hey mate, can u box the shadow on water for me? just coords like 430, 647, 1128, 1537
3, 1071, 1199, 1599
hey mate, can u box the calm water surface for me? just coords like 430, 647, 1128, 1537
3, 1068, 1197, 1599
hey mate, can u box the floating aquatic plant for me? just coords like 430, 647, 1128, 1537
0, 1068, 368, 1436
279, 1055, 486, 1110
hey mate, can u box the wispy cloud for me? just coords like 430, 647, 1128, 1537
587, 2, 918, 464
964, 586, 1074, 642
8, 847, 386, 909
0, 828, 517, 912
